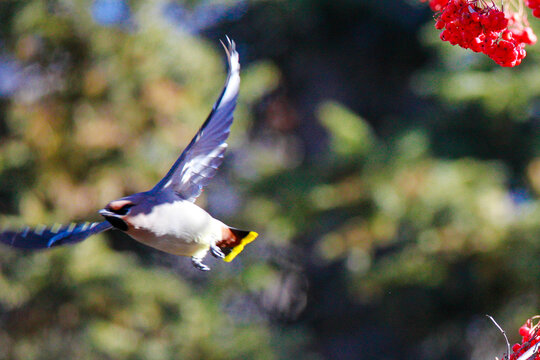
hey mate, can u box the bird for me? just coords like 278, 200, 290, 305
0, 38, 258, 271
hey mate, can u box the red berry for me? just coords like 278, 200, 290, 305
435, 19, 445, 30
524, 27, 538, 44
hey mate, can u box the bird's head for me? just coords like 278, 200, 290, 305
99, 196, 139, 231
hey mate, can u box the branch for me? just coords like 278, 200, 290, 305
487, 314, 511, 360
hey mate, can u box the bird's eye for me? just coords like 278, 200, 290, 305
113, 204, 134, 216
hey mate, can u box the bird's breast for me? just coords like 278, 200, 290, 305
124, 200, 221, 256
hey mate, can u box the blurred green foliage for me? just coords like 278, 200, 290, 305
2, 1, 540, 360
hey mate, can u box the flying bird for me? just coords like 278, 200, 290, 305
0, 38, 257, 271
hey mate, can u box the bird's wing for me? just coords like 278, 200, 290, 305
150, 37, 240, 202
0, 221, 112, 249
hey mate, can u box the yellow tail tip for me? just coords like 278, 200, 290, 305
223, 231, 258, 262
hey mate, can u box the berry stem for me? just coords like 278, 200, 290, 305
487, 315, 511, 360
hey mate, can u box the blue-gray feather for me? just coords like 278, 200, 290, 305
0, 221, 112, 249
151, 38, 240, 202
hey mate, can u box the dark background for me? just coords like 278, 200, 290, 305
0, 1, 539, 359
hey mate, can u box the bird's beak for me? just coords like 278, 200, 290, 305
99, 209, 129, 231
99, 209, 113, 216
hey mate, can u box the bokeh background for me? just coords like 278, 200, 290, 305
0, 0, 540, 359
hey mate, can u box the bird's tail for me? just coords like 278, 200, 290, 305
217, 226, 258, 262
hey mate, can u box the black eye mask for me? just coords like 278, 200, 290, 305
113, 204, 134, 216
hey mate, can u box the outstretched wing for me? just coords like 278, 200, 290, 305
0, 221, 112, 249
150, 37, 241, 202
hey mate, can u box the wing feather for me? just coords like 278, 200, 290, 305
0, 221, 112, 249
150, 37, 240, 201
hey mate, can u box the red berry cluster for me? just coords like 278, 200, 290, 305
434, 0, 531, 67
436, 1, 507, 51
525, 0, 540, 18
427, 0, 537, 67
508, 317, 540, 360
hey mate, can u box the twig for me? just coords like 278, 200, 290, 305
487, 314, 511, 360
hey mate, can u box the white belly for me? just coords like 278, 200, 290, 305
125, 200, 221, 257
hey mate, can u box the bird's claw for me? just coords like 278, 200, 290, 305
191, 257, 210, 271
210, 244, 225, 259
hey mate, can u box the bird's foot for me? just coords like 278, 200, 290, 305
210, 244, 225, 259
191, 257, 210, 271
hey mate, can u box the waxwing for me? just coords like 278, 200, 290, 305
0, 38, 257, 271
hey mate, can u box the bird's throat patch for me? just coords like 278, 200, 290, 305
103, 216, 128, 231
